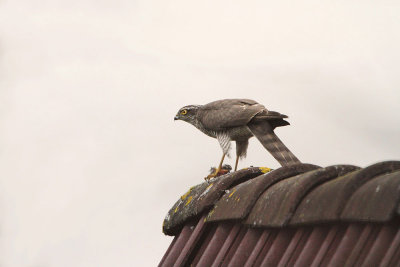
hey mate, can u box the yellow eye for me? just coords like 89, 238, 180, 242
180, 109, 187, 115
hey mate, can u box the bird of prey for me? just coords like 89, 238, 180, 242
174, 99, 300, 180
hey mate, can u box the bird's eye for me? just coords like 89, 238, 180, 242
180, 109, 188, 115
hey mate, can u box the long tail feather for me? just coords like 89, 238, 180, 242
248, 120, 301, 166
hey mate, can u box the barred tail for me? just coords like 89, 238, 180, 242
248, 120, 301, 166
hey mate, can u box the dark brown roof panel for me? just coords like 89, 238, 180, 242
257, 228, 297, 266
245, 165, 358, 227
292, 226, 332, 266
206, 163, 320, 223
159, 217, 200, 266
191, 222, 234, 266
380, 226, 400, 266
225, 227, 265, 266
341, 170, 400, 222
211, 223, 243, 265
163, 167, 266, 235
310, 225, 347, 266
291, 161, 400, 225
361, 223, 400, 266
160, 217, 400, 266
277, 227, 314, 266
244, 229, 277, 266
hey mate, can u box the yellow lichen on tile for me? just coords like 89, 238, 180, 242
205, 208, 216, 222
180, 188, 193, 200
208, 209, 215, 216
259, 167, 272, 173
229, 188, 236, 198
174, 206, 179, 213
185, 196, 193, 206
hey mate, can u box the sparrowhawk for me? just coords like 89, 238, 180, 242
174, 99, 300, 180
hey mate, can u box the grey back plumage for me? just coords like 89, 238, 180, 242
197, 99, 265, 130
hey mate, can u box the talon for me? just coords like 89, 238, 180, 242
205, 164, 232, 181
205, 169, 219, 181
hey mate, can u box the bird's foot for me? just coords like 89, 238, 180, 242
205, 164, 232, 182
205, 172, 217, 182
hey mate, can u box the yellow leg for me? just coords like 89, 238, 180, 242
217, 153, 226, 172
234, 156, 239, 171
205, 153, 226, 181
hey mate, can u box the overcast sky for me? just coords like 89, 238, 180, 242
1, 1, 399, 266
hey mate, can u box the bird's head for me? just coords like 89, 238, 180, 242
174, 105, 200, 124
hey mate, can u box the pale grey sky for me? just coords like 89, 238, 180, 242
1, 1, 399, 266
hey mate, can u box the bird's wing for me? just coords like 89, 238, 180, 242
252, 109, 288, 120
251, 109, 290, 129
197, 99, 265, 130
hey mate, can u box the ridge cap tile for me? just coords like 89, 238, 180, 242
163, 167, 264, 235
206, 163, 321, 223
291, 161, 400, 225
162, 161, 400, 236
245, 165, 359, 228
341, 170, 400, 222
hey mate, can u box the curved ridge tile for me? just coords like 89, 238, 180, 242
341, 170, 400, 222
163, 167, 265, 235
291, 161, 400, 225
245, 165, 358, 228
206, 164, 321, 223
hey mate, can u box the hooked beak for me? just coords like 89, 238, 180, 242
174, 115, 179, 121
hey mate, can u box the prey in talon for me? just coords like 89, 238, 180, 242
206, 164, 232, 181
